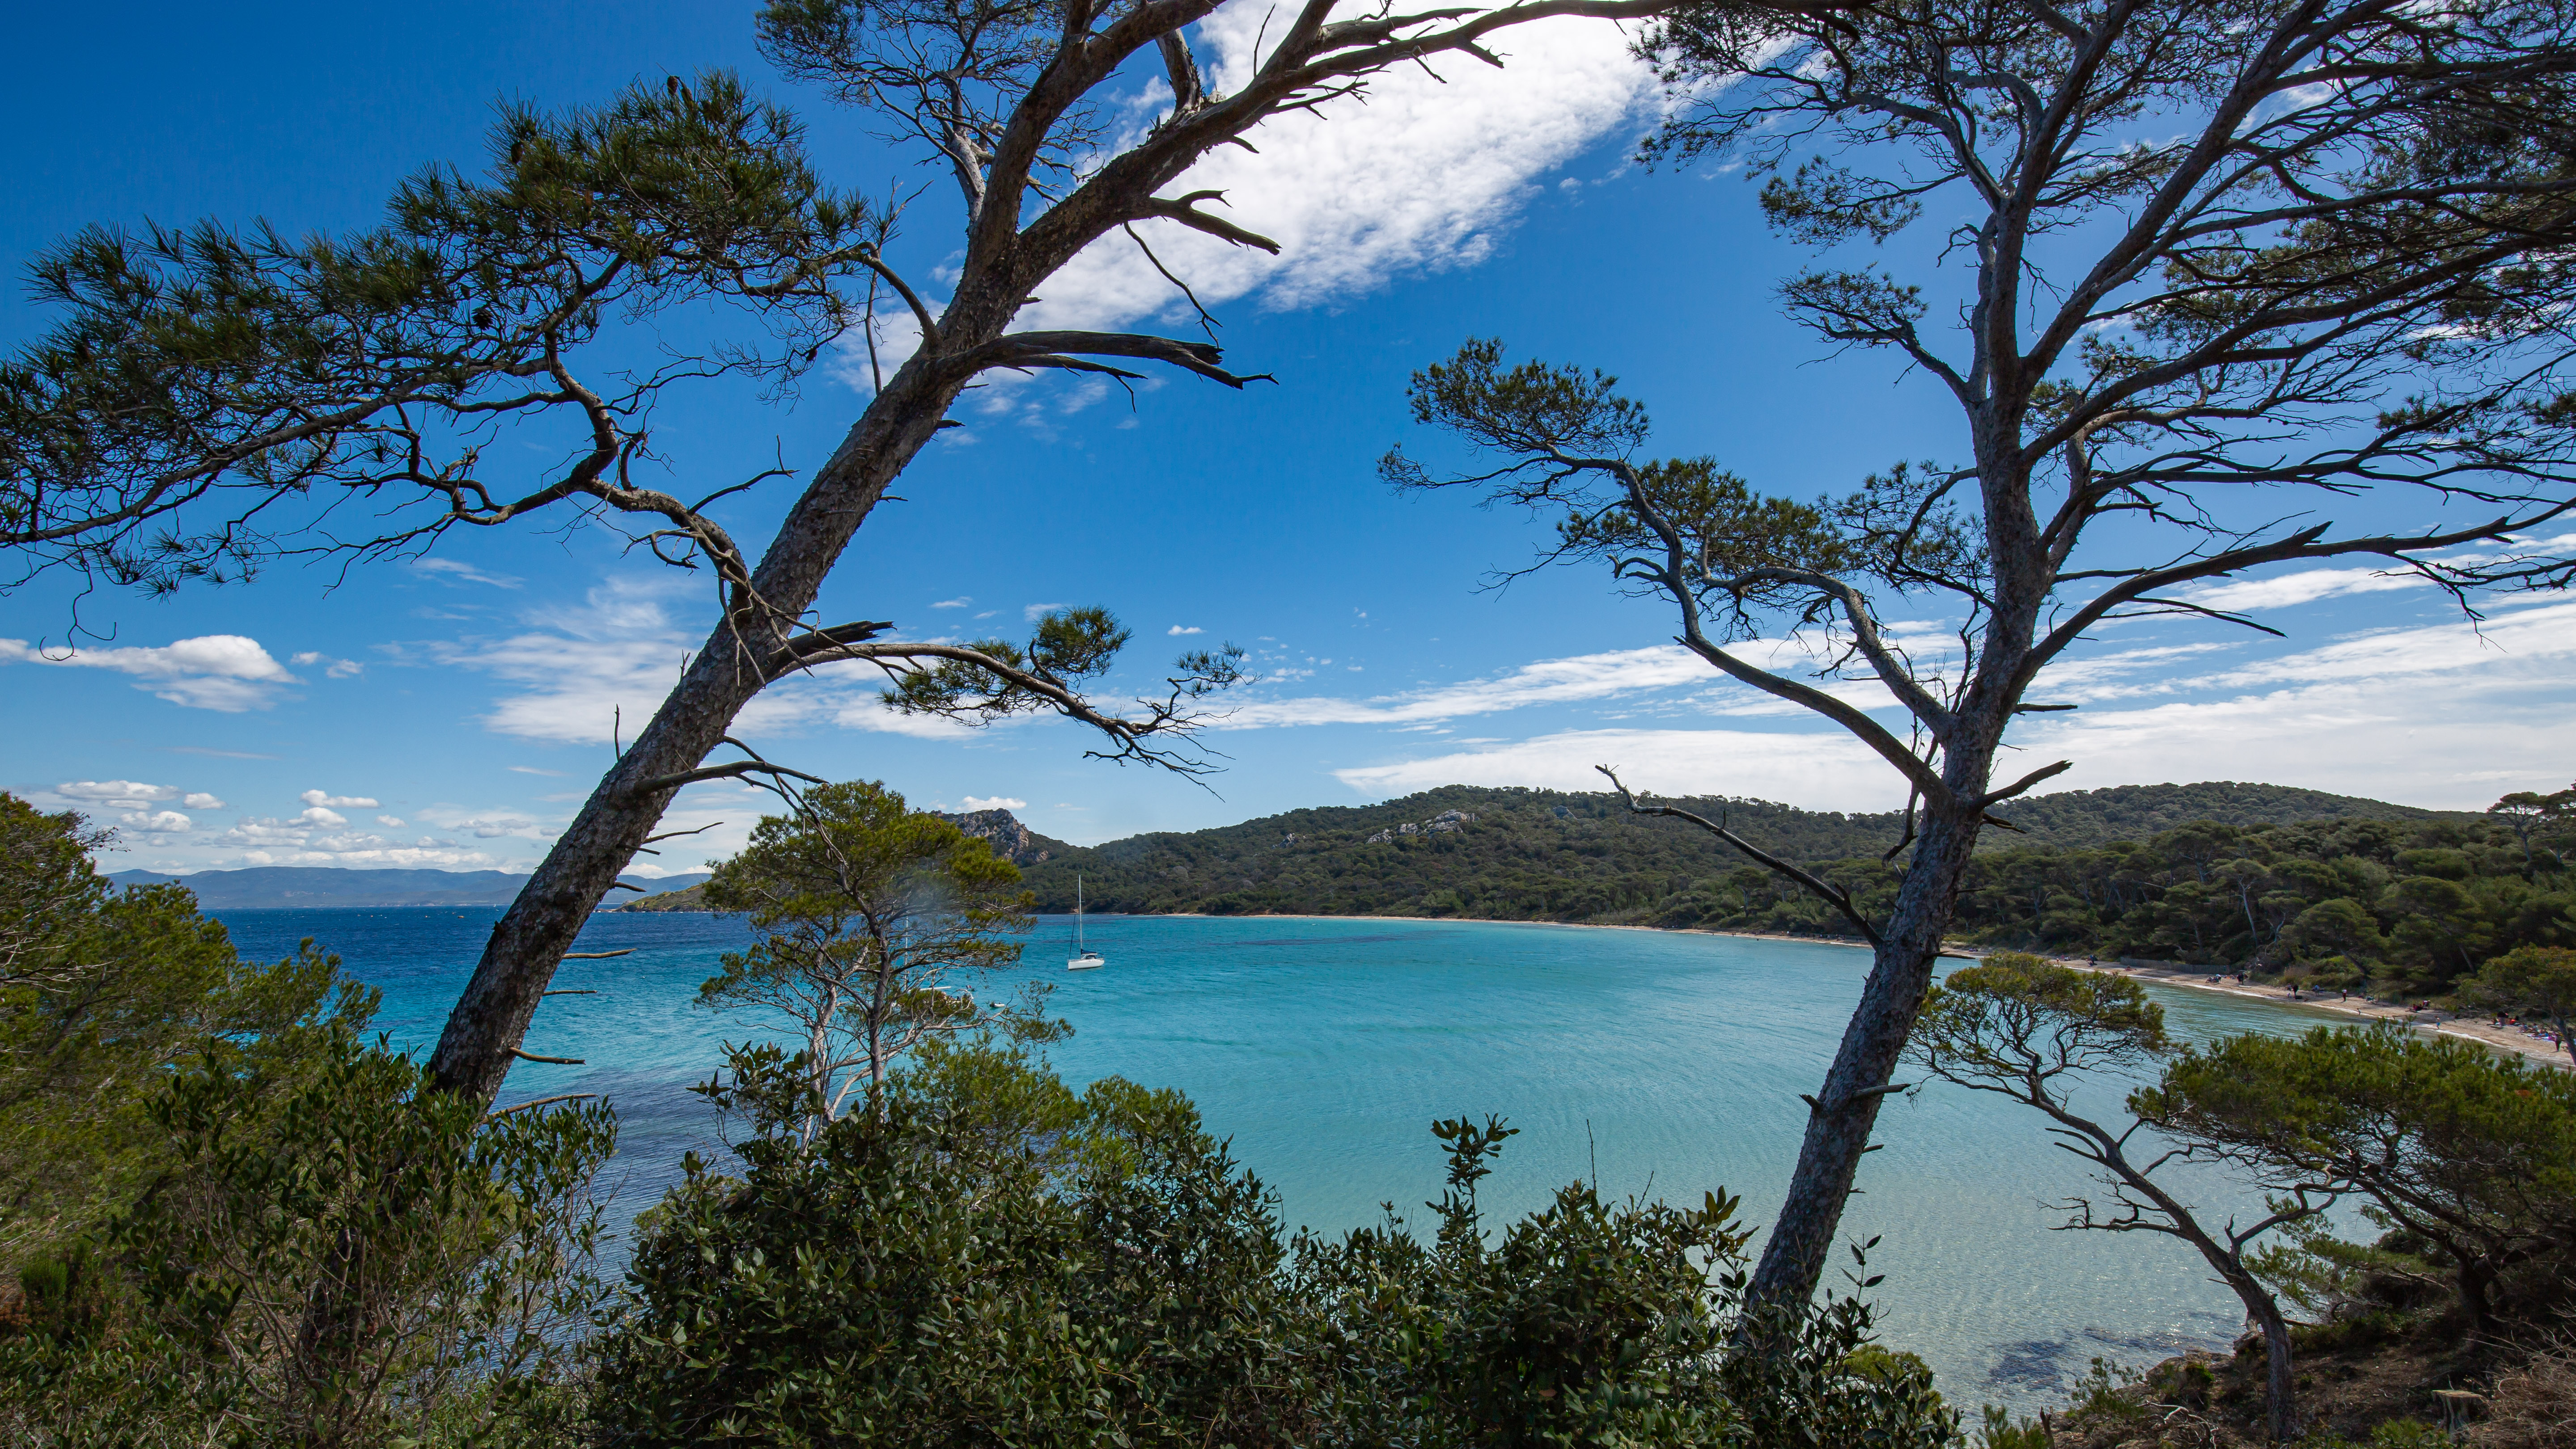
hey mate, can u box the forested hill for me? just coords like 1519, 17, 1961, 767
1974, 781, 2461, 847
1017, 781, 2471, 919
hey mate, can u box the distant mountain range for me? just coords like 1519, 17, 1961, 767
108, 867, 710, 910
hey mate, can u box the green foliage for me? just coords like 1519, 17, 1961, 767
2066, 1357, 2148, 1426
2145, 1025, 2576, 1332
1913, 952, 2169, 1091
0, 71, 868, 593
0, 794, 373, 1270
1017, 782, 2472, 947
697, 780, 1044, 1132
1973, 1402, 2055, 1449
0, 1027, 614, 1448
602, 1036, 1959, 1449
594, 1035, 1309, 1447
2468, 945, 2576, 1066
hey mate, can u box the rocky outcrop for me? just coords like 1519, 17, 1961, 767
1365, 809, 1477, 845
939, 809, 1063, 868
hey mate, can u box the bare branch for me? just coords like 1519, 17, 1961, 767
1599, 765, 1885, 949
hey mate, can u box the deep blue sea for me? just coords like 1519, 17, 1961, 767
209, 907, 2343, 1412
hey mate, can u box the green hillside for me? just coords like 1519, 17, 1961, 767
1015, 781, 2473, 919
628, 781, 2563, 998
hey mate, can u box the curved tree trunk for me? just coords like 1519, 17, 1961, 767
428, 361, 964, 1102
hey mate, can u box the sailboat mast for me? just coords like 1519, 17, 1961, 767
1076, 874, 1085, 953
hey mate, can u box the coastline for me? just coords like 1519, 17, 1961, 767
1143, 911, 2575, 1070
2065, 958, 2574, 1070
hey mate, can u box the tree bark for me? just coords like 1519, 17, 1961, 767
2254, 1293, 2295, 1444
428, 360, 964, 1102
1746, 786, 1985, 1305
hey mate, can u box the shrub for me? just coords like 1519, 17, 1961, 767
598, 1038, 1962, 1449
0, 1029, 614, 1448
593, 1037, 1309, 1447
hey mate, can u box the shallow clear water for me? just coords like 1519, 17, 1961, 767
212, 907, 2344, 1412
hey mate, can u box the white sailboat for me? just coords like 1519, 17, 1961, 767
1065, 873, 1105, 970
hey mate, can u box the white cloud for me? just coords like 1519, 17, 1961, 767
1027, 8, 1655, 333
301, 789, 381, 809
1022, 602, 1068, 623
297, 806, 348, 827
433, 577, 700, 744
420, 809, 545, 840
55, 780, 180, 807
961, 795, 1029, 811
181, 792, 226, 810
1169, 624, 1205, 636
1332, 603, 2576, 812
410, 558, 524, 589
1221, 645, 1713, 728
232, 843, 511, 869
2176, 566, 2430, 613
376, 814, 407, 827
932, 596, 974, 609
0, 634, 298, 711
1336, 728, 1900, 810
119, 809, 194, 834
507, 765, 568, 776
290, 651, 365, 678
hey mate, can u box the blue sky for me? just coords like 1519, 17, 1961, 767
5, 1, 2571, 876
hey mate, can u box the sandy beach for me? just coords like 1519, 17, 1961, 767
2067, 958, 2574, 1071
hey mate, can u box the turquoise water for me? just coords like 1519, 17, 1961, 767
212, 907, 2344, 1411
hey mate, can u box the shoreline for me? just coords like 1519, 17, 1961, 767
2063, 958, 2573, 1070
1129, 911, 2576, 1070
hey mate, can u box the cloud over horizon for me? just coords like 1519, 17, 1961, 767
0, 635, 301, 711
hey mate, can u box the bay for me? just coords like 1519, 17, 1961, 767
211, 906, 2344, 1413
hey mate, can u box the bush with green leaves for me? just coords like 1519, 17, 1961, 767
593, 1036, 1308, 1446
0, 1024, 615, 1448
0, 794, 374, 1269
599, 1037, 1960, 1449
2145, 1024, 2576, 1336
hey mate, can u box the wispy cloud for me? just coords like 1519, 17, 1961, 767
0, 634, 299, 711
2176, 565, 2429, 613
290, 650, 365, 678
410, 558, 524, 589
931, 596, 973, 610
1334, 603, 2576, 811
1218, 645, 1715, 728
1336, 728, 1895, 810
431, 577, 699, 744
1169, 625, 1205, 636
54, 780, 181, 807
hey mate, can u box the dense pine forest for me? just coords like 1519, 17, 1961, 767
991, 782, 2568, 999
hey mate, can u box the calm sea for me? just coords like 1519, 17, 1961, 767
210, 907, 2342, 1412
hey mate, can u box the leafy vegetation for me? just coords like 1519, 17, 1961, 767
0, 795, 614, 1448
1004, 782, 2564, 999
0, 797, 374, 1270
695, 780, 1048, 1134
600, 1034, 1959, 1449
